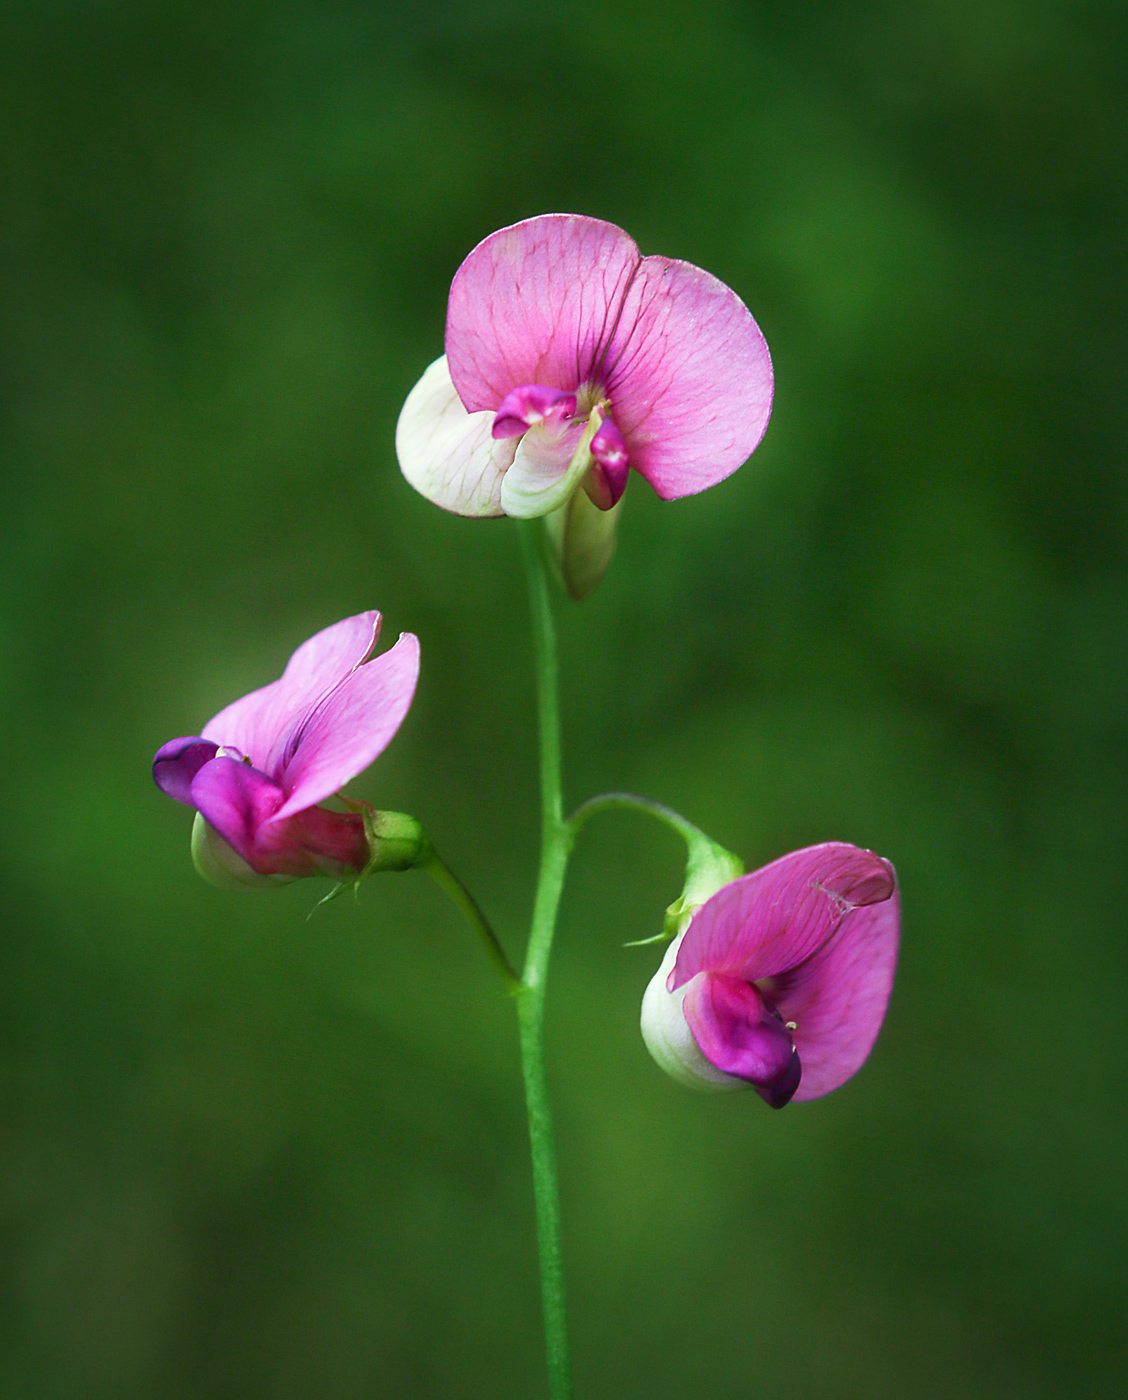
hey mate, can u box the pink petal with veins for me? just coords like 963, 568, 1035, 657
445, 215, 641, 413
670, 843, 899, 1101
671, 844, 896, 988
603, 256, 773, 499
190, 756, 368, 878
202, 613, 382, 773
274, 631, 420, 818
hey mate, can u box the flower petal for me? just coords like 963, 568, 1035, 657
189, 755, 286, 868
396, 356, 515, 517
492, 384, 578, 439
680, 973, 802, 1108
640, 932, 746, 1092
202, 613, 382, 772
446, 214, 642, 412
499, 420, 588, 519
273, 631, 420, 818
603, 255, 773, 499
586, 417, 630, 509
153, 736, 219, 805
769, 881, 900, 1102
190, 757, 369, 879
671, 844, 896, 988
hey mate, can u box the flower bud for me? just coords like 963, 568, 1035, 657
544, 487, 624, 600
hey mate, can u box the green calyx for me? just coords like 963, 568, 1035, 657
662, 833, 744, 939
544, 485, 625, 601
355, 805, 432, 874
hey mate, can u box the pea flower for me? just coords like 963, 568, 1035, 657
396, 214, 773, 527
641, 843, 899, 1107
153, 612, 420, 889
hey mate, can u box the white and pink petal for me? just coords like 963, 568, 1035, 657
396, 356, 515, 517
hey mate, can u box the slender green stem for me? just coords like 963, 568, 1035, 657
421, 850, 520, 989
516, 519, 574, 1400
567, 790, 710, 849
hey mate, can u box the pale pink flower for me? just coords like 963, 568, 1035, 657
397, 214, 773, 520
153, 613, 419, 886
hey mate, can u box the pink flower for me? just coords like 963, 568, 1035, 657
641, 844, 899, 1107
396, 214, 773, 520
153, 613, 420, 887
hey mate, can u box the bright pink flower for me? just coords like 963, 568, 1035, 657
641, 844, 899, 1107
396, 214, 773, 520
153, 613, 419, 886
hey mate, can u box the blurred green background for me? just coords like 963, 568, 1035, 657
2, 1, 1125, 1396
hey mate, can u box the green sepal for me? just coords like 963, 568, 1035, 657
544, 484, 625, 601
340, 798, 432, 875
663, 832, 744, 939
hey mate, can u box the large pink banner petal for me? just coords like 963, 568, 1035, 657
604, 255, 773, 499
772, 889, 901, 1101
446, 214, 642, 412
672, 844, 896, 987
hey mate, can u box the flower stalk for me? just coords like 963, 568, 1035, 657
516, 519, 575, 1400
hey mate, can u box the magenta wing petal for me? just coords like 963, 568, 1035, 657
190, 755, 369, 878
603, 255, 773, 499
671, 844, 896, 988
189, 755, 286, 869
681, 973, 801, 1106
201, 613, 381, 772
273, 631, 421, 818
153, 737, 219, 805
771, 881, 900, 1101
445, 214, 642, 412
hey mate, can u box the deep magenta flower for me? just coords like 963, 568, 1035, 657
396, 214, 773, 520
641, 844, 899, 1107
153, 613, 419, 887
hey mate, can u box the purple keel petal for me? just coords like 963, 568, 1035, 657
681, 973, 802, 1107
273, 631, 421, 818
492, 384, 578, 439
190, 755, 369, 878
672, 843, 896, 990
396, 356, 514, 517
603, 255, 773, 499
446, 214, 642, 412
190, 755, 286, 869
153, 737, 219, 805
586, 417, 630, 509
769, 879, 900, 1101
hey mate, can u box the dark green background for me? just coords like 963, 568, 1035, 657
2, 1, 1125, 1396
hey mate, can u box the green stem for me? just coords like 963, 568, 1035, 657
567, 791, 710, 849
421, 850, 520, 989
516, 519, 575, 1400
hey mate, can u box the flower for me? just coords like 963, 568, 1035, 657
153, 613, 420, 888
641, 843, 899, 1107
396, 214, 773, 523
